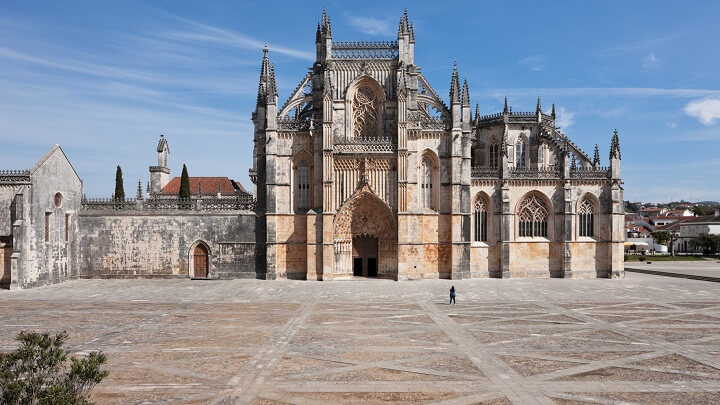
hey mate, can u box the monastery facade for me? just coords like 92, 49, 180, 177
0, 10, 624, 289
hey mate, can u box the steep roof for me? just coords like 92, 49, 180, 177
30, 144, 81, 183
161, 177, 246, 196
681, 215, 720, 225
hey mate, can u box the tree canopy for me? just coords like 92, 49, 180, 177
179, 164, 190, 199
114, 165, 125, 201
0, 331, 108, 404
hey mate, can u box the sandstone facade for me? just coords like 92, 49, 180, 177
250, 10, 624, 281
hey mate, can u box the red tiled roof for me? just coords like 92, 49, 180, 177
161, 177, 245, 196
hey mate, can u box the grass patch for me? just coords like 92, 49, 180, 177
624, 255, 709, 262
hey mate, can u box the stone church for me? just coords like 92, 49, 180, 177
250, 10, 625, 281
0, 10, 624, 289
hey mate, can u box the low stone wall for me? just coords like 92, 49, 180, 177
78, 211, 257, 279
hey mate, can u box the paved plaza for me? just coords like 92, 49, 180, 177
2, 273, 720, 404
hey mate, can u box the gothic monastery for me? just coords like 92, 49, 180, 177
0, 10, 624, 289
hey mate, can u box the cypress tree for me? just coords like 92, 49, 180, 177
179, 164, 191, 198
114, 165, 125, 201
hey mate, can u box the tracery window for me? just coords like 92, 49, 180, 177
295, 158, 311, 211
421, 156, 433, 210
518, 194, 548, 237
515, 138, 527, 168
538, 144, 545, 166
578, 197, 595, 237
473, 196, 488, 242
489, 143, 499, 169
352, 86, 379, 138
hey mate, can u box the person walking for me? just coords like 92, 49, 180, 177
450, 286, 456, 305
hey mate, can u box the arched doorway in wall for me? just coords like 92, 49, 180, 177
334, 183, 396, 279
191, 242, 210, 278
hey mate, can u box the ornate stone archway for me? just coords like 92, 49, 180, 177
333, 183, 397, 279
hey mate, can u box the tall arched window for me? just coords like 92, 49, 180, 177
518, 194, 548, 237
473, 196, 488, 242
516, 138, 527, 168
352, 85, 379, 139
295, 157, 311, 211
489, 143, 499, 169
421, 156, 433, 210
579, 196, 595, 237
538, 144, 545, 166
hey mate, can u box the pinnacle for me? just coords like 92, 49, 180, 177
536, 96, 541, 113
462, 78, 470, 106
503, 97, 509, 114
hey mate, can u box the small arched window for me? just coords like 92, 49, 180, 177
518, 194, 548, 237
489, 143, 499, 169
473, 196, 488, 242
421, 156, 433, 210
295, 157, 311, 211
579, 197, 595, 237
516, 138, 527, 168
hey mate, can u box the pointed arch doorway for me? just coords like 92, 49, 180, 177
191, 242, 209, 278
334, 183, 396, 279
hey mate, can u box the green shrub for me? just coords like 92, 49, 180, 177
0, 331, 108, 404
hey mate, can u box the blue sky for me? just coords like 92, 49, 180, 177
1, 1, 719, 202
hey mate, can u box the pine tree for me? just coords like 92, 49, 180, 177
114, 165, 125, 201
179, 164, 190, 198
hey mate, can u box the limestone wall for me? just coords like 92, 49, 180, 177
78, 211, 256, 279
11, 147, 83, 289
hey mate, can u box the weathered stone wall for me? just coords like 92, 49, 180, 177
11, 147, 83, 289
0, 186, 16, 236
78, 211, 256, 279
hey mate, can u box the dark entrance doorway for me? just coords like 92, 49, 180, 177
352, 236, 378, 277
193, 244, 208, 278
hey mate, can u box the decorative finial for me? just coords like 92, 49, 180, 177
136, 179, 143, 200
593, 144, 600, 166
462, 78, 470, 106
551, 103, 556, 119
503, 97, 508, 114
536, 96, 541, 113
197, 181, 202, 197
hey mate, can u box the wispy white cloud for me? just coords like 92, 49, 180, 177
642, 52, 660, 69
518, 55, 545, 72
490, 87, 720, 99
165, 17, 314, 61
667, 121, 677, 128
347, 16, 393, 36
555, 107, 574, 130
684, 97, 720, 126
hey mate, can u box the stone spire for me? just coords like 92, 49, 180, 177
610, 129, 621, 160
536, 96, 542, 114
593, 144, 600, 167
136, 179, 143, 200
197, 180, 202, 197
320, 8, 331, 37
256, 47, 277, 107
571, 154, 577, 171
551, 103, 556, 119
503, 97, 509, 114
462, 78, 470, 107
475, 103, 480, 125
449, 61, 461, 104
397, 8, 414, 39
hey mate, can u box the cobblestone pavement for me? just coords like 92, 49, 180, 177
1, 273, 720, 404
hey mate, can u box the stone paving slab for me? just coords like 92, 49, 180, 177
1, 273, 720, 404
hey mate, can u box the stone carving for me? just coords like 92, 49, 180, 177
352, 86, 379, 138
